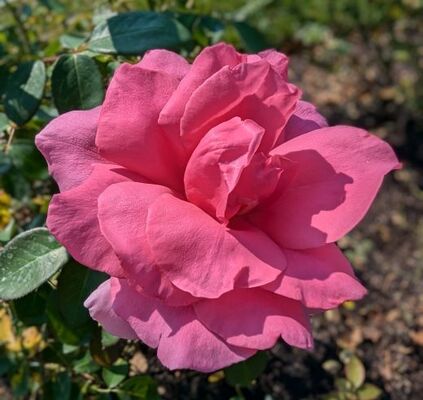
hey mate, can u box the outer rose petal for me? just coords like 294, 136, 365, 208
184, 117, 264, 221
97, 181, 196, 306
84, 278, 137, 339
145, 194, 284, 298
35, 107, 109, 191
180, 60, 300, 153
139, 49, 190, 80
158, 308, 255, 372
251, 126, 401, 249
278, 100, 328, 144
113, 279, 255, 372
159, 43, 244, 137
264, 244, 367, 309
96, 63, 185, 191
258, 49, 289, 79
47, 164, 143, 277
194, 288, 313, 350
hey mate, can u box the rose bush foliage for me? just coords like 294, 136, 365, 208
36, 43, 399, 372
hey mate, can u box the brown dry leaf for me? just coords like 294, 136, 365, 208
409, 330, 423, 346
386, 309, 400, 322
337, 327, 363, 349
362, 326, 382, 343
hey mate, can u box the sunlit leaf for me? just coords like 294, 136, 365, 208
102, 359, 128, 388
345, 355, 365, 389
88, 12, 191, 55
357, 383, 383, 400
0, 228, 68, 300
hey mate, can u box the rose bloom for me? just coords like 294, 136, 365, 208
36, 43, 399, 372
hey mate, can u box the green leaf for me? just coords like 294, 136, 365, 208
233, 21, 269, 52
102, 359, 129, 388
0, 66, 10, 98
0, 219, 15, 242
224, 351, 268, 387
0, 112, 9, 132
4, 61, 46, 126
88, 11, 191, 55
51, 54, 104, 114
118, 376, 159, 400
13, 284, 51, 325
46, 291, 85, 345
102, 329, 120, 348
232, 0, 275, 22
73, 351, 100, 374
59, 33, 86, 49
0, 228, 68, 300
43, 372, 72, 400
9, 138, 49, 180
57, 260, 107, 328
1, 167, 31, 199
345, 355, 365, 389
357, 383, 383, 400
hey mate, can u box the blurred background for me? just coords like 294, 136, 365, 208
0, 0, 422, 399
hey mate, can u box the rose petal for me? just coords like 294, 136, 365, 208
97, 181, 196, 306
157, 307, 255, 372
194, 288, 313, 350
159, 43, 244, 137
258, 49, 289, 79
47, 164, 143, 277
252, 126, 401, 249
184, 117, 264, 221
180, 60, 300, 153
278, 100, 328, 144
96, 63, 185, 191
264, 244, 367, 309
113, 279, 255, 372
35, 107, 109, 191
139, 49, 190, 80
84, 278, 137, 339
145, 193, 284, 298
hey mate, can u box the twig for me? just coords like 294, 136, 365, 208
4, 123, 16, 155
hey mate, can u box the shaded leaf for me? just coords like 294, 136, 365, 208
88, 12, 191, 55
0, 228, 68, 300
46, 291, 82, 345
118, 376, 159, 400
43, 372, 72, 400
233, 21, 269, 52
51, 54, 104, 113
57, 260, 107, 328
9, 138, 49, 180
4, 61, 46, 126
13, 284, 51, 326
225, 351, 268, 387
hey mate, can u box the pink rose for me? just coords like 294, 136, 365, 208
36, 43, 400, 372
